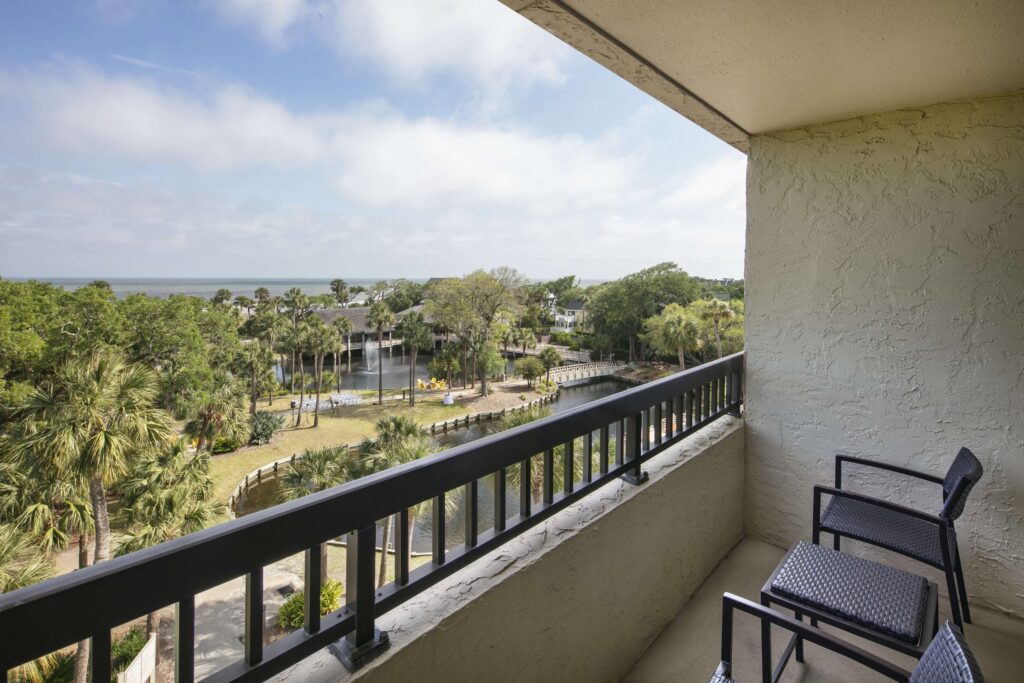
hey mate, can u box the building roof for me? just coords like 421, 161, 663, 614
563, 300, 586, 311
502, 1, 1024, 151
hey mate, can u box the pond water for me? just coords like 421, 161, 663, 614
277, 354, 523, 391
234, 379, 632, 553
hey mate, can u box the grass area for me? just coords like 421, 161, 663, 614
210, 384, 540, 503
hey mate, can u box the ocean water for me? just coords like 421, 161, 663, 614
11, 276, 607, 299
15, 278, 391, 300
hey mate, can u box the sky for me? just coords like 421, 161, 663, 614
0, 0, 746, 281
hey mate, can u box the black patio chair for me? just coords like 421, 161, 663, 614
712, 593, 985, 682
812, 448, 983, 628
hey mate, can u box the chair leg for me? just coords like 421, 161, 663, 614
794, 610, 805, 663
943, 563, 964, 629
832, 533, 841, 552
761, 595, 773, 683
954, 544, 972, 624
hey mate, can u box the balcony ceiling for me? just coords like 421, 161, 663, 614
502, 0, 1024, 151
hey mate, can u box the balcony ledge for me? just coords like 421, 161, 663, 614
273, 416, 746, 682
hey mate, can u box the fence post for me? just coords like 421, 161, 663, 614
337, 525, 389, 670
622, 412, 648, 485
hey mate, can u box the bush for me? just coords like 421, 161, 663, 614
514, 357, 544, 387
276, 579, 344, 629
537, 378, 557, 394
568, 340, 581, 351
250, 411, 285, 445
211, 434, 243, 454
550, 331, 573, 346
111, 626, 148, 680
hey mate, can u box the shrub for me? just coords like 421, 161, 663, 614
211, 434, 242, 454
250, 411, 285, 445
111, 626, 148, 680
514, 357, 544, 387
568, 340, 581, 351
537, 378, 557, 394
550, 331, 573, 346
276, 579, 343, 629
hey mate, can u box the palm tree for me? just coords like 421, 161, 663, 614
116, 438, 222, 635
498, 406, 586, 505
254, 287, 271, 306
396, 313, 433, 406
331, 315, 354, 385
696, 298, 735, 359
9, 350, 172, 566
211, 288, 232, 306
234, 295, 255, 317
257, 312, 289, 406
304, 320, 340, 428
284, 323, 309, 427
367, 302, 395, 405
278, 445, 359, 581
518, 328, 537, 356
330, 279, 348, 307
238, 341, 273, 414
184, 372, 248, 453
659, 306, 703, 370
538, 346, 562, 383
282, 288, 309, 391
0, 524, 52, 593
360, 417, 430, 587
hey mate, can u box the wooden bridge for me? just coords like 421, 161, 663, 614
547, 361, 624, 384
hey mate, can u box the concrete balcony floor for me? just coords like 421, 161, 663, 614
626, 538, 1024, 682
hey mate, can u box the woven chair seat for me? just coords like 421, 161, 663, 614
820, 496, 944, 566
708, 672, 736, 683
771, 542, 929, 643
910, 622, 986, 682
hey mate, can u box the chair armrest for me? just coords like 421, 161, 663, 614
835, 453, 945, 488
813, 485, 948, 527
719, 593, 910, 682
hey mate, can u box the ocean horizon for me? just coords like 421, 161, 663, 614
5, 276, 609, 300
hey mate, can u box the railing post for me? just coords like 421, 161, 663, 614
622, 412, 648, 485
244, 568, 263, 666
337, 525, 389, 671
175, 596, 194, 683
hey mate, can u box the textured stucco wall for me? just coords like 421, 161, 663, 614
744, 92, 1024, 615
275, 418, 745, 683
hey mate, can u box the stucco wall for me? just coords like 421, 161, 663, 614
275, 417, 745, 683
744, 92, 1024, 615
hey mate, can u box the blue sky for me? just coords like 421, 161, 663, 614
0, 0, 746, 280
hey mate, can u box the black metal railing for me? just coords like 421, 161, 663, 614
0, 352, 744, 682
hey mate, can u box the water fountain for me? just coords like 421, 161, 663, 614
363, 337, 378, 372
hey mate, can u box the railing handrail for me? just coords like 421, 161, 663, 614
0, 352, 743, 678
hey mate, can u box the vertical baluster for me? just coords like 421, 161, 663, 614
695, 386, 703, 425
674, 396, 683, 435
304, 548, 322, 634
91, 629, 111, 683
562, 440, 574, 493
599, 424, 610, 475
543, 448, 555, 505
395, 509, 410, 586
615, 419, 625, 466
654, 402, 663, 446
641, 409, 651, 452
687, 390, 695, 429
341, 524, 387, 670
464, 480, 478, 547
582, 431, 593, 483
622, 412, 648, 484
494, 468, 507, 532
245, 568, 263, 665
520, 458, 532, 517
432, 493, 446, 565
175, 597, 194, 682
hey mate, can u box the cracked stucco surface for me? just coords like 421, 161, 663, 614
274, 418, 745, 682
744, 92, 1024, 616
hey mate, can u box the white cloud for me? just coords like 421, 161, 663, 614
0, 63, 746, 279
209, 0, 312, 47
331, 0, 569, 89
206, 0, 570, 93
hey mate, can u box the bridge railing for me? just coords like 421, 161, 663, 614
0, 353, 743, 682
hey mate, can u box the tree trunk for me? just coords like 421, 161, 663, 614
409, 350, 417, 406
313, 355, 322, 428
714, 321, 723, 358
90, 476, 110, 563
480, 353, 488, 397
377, 329, 385, 405
335, 350, 341, 392
461, 348, 469, 388
678, 345, 686, 370
72, 532, 91, 683
377, 516, 391, 588
628, 335, 636, 364
250, 365, 258, 414
347, 334, 352, 373
295, 355, 305, 427
290, 350, 296, 392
